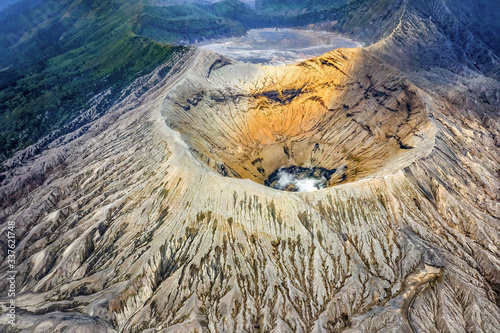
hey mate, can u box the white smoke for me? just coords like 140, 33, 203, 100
295, 178, 322, 192
275, 169, 324, 192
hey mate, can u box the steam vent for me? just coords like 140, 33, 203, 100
264, 166, 341, 192
1, 0, 500, 332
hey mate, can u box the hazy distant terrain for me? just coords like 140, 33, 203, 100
198, 28, 361, 65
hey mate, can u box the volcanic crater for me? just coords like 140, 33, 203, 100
162, 49, 435, 190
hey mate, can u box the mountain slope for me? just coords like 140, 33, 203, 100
0, 0, 185, 162
0, 0, 499, 332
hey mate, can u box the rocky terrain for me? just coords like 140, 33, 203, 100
0, 0, 500, 332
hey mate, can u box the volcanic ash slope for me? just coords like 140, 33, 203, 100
1, 46, 500, 333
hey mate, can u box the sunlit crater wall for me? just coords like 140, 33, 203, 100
161, 48, 436, 188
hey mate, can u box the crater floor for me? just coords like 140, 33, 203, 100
196, 28, 361, 65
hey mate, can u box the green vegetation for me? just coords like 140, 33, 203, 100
135, 3, 246, 43
207, 0, 264, 29
0, 0, 185, 161
255, 0, 345, 15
